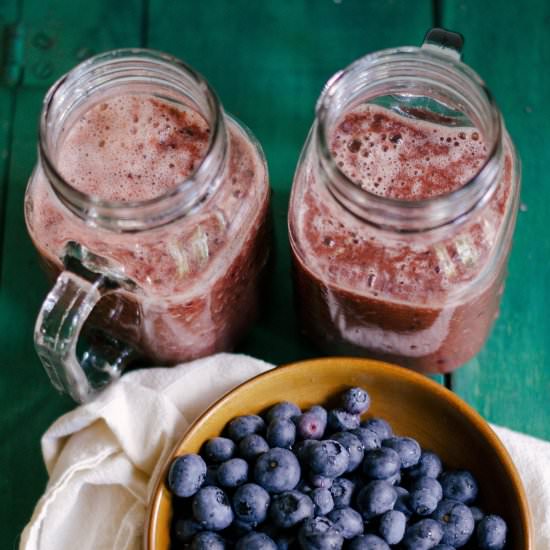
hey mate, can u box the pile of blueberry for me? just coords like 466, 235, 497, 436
167, 387, 508, 549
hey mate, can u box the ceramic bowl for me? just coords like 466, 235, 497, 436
145, 357, 532, 549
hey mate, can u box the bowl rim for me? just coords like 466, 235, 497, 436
144, 356, 533, 550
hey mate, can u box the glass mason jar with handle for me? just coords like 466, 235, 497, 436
25, 49, 270, 402
288, 29, 520, 373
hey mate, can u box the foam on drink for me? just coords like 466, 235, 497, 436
57, 95, 210, 202
330, 104, 487, 200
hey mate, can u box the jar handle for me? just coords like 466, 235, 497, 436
34, 242, 139, 403
422, 28, 464, 61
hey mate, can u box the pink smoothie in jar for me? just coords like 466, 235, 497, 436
289, 41, 519, 373
26, 53, 270, 377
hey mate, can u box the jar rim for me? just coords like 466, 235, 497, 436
315, 46, 503, 233
39, 48, 227, 231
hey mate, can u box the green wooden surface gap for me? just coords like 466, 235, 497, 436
432, 0, 443, 27
140, 0, 149, 48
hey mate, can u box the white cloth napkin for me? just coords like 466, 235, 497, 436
19, 354, 549, 550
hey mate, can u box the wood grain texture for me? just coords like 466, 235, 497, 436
0, 0, 23, 543
148, 0, 433, 365
444, 1, 550, 439
0, 1, 144, 545
20, 0, 143, 88
0, 0, 18, 257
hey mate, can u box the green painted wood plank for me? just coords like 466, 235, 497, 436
0, 0, 20, 542
148, 0, 434, 366
20, 0, 143, 88
0, 91, 72, 549
0, 1, 144, 544
444, 1, 550, 439
0, 0, 19, 241
0, 0, 18, 29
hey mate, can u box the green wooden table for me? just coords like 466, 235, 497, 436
1, 1, 549, 545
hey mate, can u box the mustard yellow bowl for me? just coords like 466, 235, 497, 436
145, 357, 532, 549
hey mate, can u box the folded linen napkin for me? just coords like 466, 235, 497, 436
19, 354, 549, 549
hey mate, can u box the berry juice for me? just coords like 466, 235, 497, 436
26, 93, 270, 363
289, 104, 517, 372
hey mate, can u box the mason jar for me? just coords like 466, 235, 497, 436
288, 29, 520, 373
25, 49, 270, 402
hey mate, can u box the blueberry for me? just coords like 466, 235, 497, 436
168, 454, 207, 498
350, 428, 381, 451
298, 516, 344, 550
356, 480, 397, 520
432, 499, 474, 547
348, 534, 390, 549
267, 418, 296, 449
226, 415, 266, 442
328, 506, 364, 539
476, 514, 507, 550
254, 448, 301, 493
308, 440, 350, 478
309, 473, 333, 489
470, 506, 484, 522
362, 447, 400, 480
407, 451, 443, 480
201, 437, 236, 464
171, 391, 506, 550
327, 408, 360, 432
233, 483, 270, 524
379, 509, 406, 544
408, 477, 443, 516
309, 405, 328, 422
217, 458, 248, 488
173, 518, 202, 543
239, 434, 270, 461
341, 387, 371, 414
264, 401, 301, 424
269, 490, 314, 528
311, 488, 335, 515
235, 532, 277, 550
192, 486, 233, 531
439, 471, 478, 505
191, 531, 226, 549
409, 489, 440, 516
331, 432, 364, 472
329, 477, 355, 509
382, 437, 421, 468
402, 519, 444, 550
361, 418, 393, 441
296, 406, 328, 440
394, 486, 413, 518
